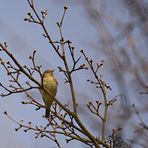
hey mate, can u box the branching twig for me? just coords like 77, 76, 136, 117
0, 1, 114, 147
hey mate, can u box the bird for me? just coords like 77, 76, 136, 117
40, 70, 58, 118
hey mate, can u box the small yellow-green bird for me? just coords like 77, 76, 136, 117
40, 70, 58, 118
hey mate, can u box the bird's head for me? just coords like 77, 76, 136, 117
43, 69, 54, 77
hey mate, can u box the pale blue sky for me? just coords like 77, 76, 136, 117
0, 1, 98, 148
0, 0, 146, 148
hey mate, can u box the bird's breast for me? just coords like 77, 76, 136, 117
43, 76, 57, 96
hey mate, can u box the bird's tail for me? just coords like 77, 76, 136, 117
45, 106, 50, 118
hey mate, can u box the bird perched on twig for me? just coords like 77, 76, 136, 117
40, 70, 58, 118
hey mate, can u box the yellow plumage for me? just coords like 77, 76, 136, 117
40, 70, 58, 118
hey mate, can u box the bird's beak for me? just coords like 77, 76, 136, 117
51, 69, 55, 72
